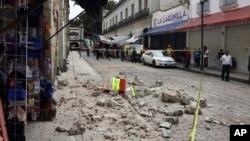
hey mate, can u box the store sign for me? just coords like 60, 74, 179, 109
153, 8, 189, 27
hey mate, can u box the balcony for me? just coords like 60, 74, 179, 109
118, 15, 134, 27
108, 23, 118, 31
134, 8, 149, 20
103, 8, 149, 33
219, 0, 238, 11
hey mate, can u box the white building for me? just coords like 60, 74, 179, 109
179, 0, 250, 72
103, 0, 250, 73
102, 0, 181, 48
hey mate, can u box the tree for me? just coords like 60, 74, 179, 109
71, 0, 117, 34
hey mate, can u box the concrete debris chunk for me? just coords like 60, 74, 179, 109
55, 126, 69, 132
96, 99, 106, 107
160, 128, 171, 138
68, 124, 85, 135
166, 117, 179, 125
58, 79, 69, 86
199, 98, 208, 108
205, 116, 213, 123
132, 76, 144, 86
159, 122, 172, 129
161, 91, 180, 103
180, 93, 194, 105
155, 80, 163, 86
106, 99, 119, 108
92, 91, 101, 97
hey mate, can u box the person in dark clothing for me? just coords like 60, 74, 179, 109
121, 50, 125, 62
194, 49, 201, 68
131, 48, 137, 63
96, 49, 99, 60
86, 48, 90, 57
216, 49, 224, 71
184, 47, 191, 69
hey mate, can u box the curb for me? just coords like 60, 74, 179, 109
176, 66, 249, 84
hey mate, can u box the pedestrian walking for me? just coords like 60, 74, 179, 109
194, 48, 201, 68
78, 47, 81, 58
184, 47, 191, 69
131, 48, 137, 63
220, 50, 232, 82
121, 50, 125, 62
86, 47, 90, 57
215, 49, 224, 71
203, 46, 209, 70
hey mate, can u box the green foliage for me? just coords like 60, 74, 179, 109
70, 0, 117, 34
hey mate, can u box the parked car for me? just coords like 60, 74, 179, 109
141, 50, 176, 67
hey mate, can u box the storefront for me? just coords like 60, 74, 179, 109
179, 6, 250, 72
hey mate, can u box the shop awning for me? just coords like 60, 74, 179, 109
144, 20, 189, 36
178, 6, 250, 31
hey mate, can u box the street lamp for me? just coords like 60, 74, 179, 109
200, 0, 207, 70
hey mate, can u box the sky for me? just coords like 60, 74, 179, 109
69, 0, 83, 20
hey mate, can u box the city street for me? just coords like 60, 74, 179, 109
27, 51, 250, 141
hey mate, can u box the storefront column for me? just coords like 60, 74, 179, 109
221, 26, 226, 50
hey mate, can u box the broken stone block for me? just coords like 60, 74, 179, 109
205, 116, 213, 123
106, 99, 119, 108
159, 122, 172, 129
160, 128, 171, 138
153, 91, 161, 97
144, 88, 153, 96
173, 109, 184, 116
199, 98, 207, 108
161, 92, 179, 103
180, 94, 194, 105
68, 125, 85, 135
92, 91, 101, 97
184, 106, 202, 114
132, 76, 144, 86
166, 117, 179, 125
139, 111, 152, 117
155, 80, 163, 86
96, 99, 106, 107
55, 126, 68, 132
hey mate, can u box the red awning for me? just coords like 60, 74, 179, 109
178, 6, 250, 31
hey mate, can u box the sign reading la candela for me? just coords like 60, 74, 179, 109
153, 9, 189, 27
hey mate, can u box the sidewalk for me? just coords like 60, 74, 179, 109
175, 63, 250, 84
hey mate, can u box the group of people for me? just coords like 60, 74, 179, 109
166, 44, 235, 82
181, 46, 209, 70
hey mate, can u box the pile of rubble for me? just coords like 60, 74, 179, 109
53, 75, 229, 140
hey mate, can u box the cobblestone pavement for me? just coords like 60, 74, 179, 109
26, 51, 250, 141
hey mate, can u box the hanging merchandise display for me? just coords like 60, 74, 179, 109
0, 0, 56, 140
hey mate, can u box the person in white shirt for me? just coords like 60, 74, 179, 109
203, 46, 209, 70
220, 50, 232, 81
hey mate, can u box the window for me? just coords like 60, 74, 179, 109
144, 0, 148, 8
131, 4, 134, 15
120, 12, 123, 21
125, 8, 128, 19
220, 0, 237, 7
112, 17, 114, 25
139, 0, 142, 11
197, 0, 209, 13
115, 15, 117, 24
